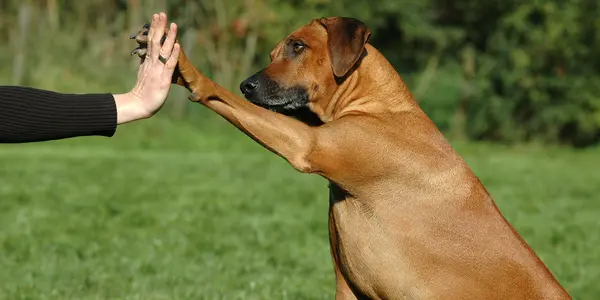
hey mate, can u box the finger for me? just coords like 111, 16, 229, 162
159, 22, 178, 59
146, 13, 159, 56
151, 12, 168, 59
165, 43, 181, 70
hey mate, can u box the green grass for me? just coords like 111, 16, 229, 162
0, 112, 599, 299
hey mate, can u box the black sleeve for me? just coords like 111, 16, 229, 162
0, 86, 117, 143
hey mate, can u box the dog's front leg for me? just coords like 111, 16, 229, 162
329, 205, 361, 300
186, 79, 319, 173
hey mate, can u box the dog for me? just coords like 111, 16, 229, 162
131, 16, 571, 300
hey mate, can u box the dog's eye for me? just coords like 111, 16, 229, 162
293, 42, 305, 54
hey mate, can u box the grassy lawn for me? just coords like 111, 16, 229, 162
0, 112, 598, 299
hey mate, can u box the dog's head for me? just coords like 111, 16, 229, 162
239, 17, 371, 115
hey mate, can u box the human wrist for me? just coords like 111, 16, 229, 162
113, 92, 149, 125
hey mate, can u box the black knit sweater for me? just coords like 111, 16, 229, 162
0, 86, 117, 143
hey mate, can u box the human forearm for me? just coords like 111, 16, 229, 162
0, 86, 117, 143
112, 92, 153, 125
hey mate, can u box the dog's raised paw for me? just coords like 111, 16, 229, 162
129, 23, 169, 58
129, 23, 150, 58
129, 25, 148, 57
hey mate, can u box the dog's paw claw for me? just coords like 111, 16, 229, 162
130, 47, 147, 57
188, 92, 201, 102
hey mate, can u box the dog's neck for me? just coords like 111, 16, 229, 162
308, 44, 416, 122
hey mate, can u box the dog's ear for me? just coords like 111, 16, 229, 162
318, 17, 371, 78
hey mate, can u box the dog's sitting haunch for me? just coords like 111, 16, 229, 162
130, 17, 571, 300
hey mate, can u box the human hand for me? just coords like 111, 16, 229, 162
114, 12, 181, 124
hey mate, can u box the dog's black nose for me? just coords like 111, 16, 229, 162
240, 76, 259, 97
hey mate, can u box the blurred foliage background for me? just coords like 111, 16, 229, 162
1, 1, 600, 299
1, 0, 599, 147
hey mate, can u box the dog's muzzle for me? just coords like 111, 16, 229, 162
239, 71, 309, 114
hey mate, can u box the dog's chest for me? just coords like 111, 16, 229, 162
328, 184, 415, 299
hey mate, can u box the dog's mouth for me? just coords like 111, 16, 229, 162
252, 90, 309, 114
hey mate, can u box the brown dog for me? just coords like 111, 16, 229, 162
131, 17, 571, 299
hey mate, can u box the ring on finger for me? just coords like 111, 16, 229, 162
158, 54, 169, 64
